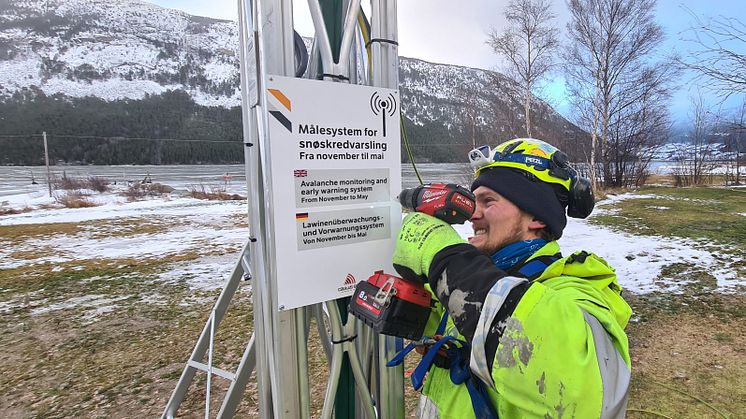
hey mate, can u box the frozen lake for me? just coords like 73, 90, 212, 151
3, 160, 741, 198
0, 163, 473, 198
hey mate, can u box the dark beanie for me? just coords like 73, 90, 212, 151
471, 166, 568, 239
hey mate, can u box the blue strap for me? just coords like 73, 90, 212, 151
386, 336, 458, 390
385, 342, 415, 367
387, 311, 450, 368
464, 376, 499, 418
446, 345, 499, 419
495, 151, 551, 170
410, 336, 459, 390
387, 312, 498, 417
517, 259, 550, 278
517, 256, 559, 279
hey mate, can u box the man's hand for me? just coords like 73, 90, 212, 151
392, 212, 465, 283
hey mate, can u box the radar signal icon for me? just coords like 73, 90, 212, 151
369, 92, 397, 137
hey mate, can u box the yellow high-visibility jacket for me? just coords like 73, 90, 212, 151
419, 241, 632, 418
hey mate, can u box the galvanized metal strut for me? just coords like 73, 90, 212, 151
161, 1, 402, 417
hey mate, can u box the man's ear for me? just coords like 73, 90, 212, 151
528, 218, 546, 231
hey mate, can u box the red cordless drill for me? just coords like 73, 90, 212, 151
349, 184, 475, 340
398, 183, 475, 224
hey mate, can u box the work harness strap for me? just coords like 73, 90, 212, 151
388, 256, 559, 418
388, 313, 498, 418
446, 340, 499, 419
516, 254, 560, 280
386, 311, 450, 371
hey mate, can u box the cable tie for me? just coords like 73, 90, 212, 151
319, 73, 350, 81
365, 38, 399, 48
332, 334, 357, 344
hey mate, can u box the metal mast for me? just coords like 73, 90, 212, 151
162, 1, 402, 417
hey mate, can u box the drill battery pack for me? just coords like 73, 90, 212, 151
349, 271, 432, 341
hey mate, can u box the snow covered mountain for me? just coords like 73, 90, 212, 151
0, 0, 586, 161
1, 0, 241, 106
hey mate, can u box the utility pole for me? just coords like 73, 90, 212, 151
43, 131, 52, 197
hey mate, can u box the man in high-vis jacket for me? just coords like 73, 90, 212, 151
392, 138, 632, 418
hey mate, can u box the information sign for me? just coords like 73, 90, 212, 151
265, 76, 402, 310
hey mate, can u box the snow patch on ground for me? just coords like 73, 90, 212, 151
157, 254, 242, 291
2, 188, 744, 322
30, 294, 132, 316
1, 186, 248, 323
453, 193, 745, 295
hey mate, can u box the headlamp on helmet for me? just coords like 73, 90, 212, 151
468, 138, 595, 219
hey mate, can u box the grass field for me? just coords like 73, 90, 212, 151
592, 186, 746, 418
1, 185, 745, 418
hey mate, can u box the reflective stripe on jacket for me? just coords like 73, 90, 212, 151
419, 241, 632, 419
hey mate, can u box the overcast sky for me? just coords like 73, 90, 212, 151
146, 0, 746, 124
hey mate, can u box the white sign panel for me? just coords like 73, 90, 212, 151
265, 75, 402, 310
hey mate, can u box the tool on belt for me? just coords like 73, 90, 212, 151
349, 183, 475, 340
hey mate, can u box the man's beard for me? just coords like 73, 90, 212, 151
476, 222, 526, 257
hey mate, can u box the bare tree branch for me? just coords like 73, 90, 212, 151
487, 0, 559, 137
678, 9, 746, 99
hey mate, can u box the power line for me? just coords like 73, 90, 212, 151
0, 133, 242, 143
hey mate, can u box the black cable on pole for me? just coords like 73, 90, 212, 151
364, 38, 398, 48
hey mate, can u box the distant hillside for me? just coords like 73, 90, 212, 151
0, 0, 588, 165
399, 58, 588, 161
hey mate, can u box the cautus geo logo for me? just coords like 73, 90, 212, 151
338, 273, 357, 292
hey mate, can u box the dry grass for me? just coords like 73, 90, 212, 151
0, 222, 81, 241
86, 176, 111, 193
122, 183, 175, 201
38, 202, 61, 210
52, 173, 88, 190
227, 213, 250, 228
0, 256, 190, 293
0, 217, 178, 244
625, 294, 746, 418
599, 173, 738, 190
645, 174, 677, 186
9, 248, 61, 261
190, 190, 244, 201
188, 184, 245, 201
55, 191, 98, 208
0, 206, 33, 216
82, 217, 181, 239
52, 174, 111, 192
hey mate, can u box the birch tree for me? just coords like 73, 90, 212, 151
564, 0, 668, 188
488, 0, 559, 138
674, 93, 717, 185
726, 98, 746, 185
